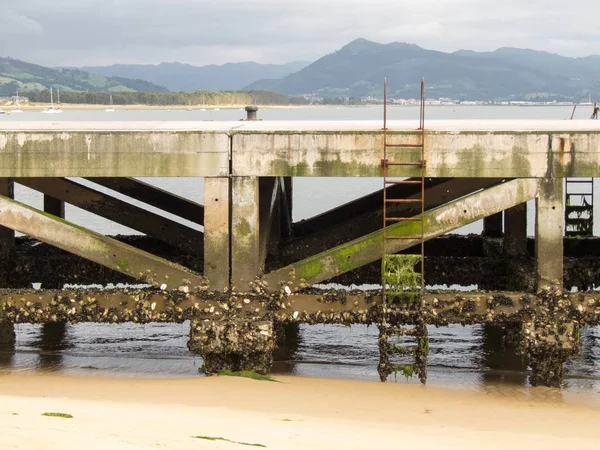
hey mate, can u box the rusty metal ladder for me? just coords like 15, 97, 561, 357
378, 78, 428, 383
565, 178, 594, 236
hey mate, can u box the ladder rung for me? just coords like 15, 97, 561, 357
385, 180, 422, 184
385, 143, 423, 148
383, 235, 423, 240
387, 327, 418, 336
385, 217, 422, 222
567, 180, 594, 183
567, 193, 593, 196
385, 198, 422, 203
385, 161, 423, 166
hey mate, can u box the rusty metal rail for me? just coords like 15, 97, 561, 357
380, 78, 428, 383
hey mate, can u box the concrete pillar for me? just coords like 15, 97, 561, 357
483, 212, 503, 237
0, 320, 15, 345
504, 203, 528, 257
231, 176, 260, 291
188, 319, 275, 375
535, 178, 564, 289
39, 322, 67, 369
259, 177, 281, 270
203, 177, 230, 292
280, 177, 293, 238
0, 178, 15, 344
503, 203, 533, 291
43, 193, 65, 290
272, 322, 300, 363
527, 179, 571, 386
0, 178, 14, 286
44, 194, 65, 219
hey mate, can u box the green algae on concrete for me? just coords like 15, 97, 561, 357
382, 254, 421, 305
262, 179, 538, 293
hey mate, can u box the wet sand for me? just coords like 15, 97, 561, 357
0, 373, 599, 449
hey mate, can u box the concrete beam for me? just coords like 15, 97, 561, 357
17, 178, 203, 253
232, 131, 554, 177
0, 129, 229, 177
289, 179, 503, 259
203, 177, 230, 291
0, 194, 206, 290
294, 178, 448, 236
86, 177, 204, 224
231, 177, 260, 290
536, 178, 564, 289
262, 179, 539, 292
1, 287, 600, 327
3, 122, 600, 178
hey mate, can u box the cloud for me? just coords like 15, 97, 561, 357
1, 0, 600, 66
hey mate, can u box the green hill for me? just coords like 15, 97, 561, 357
244, 39, 600, 101
0, 57, 168, 95
82, 61, 309, 92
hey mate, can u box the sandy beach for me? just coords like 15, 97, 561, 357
0, 373, 599, 449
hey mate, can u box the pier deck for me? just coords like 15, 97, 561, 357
0, 119, 599, 386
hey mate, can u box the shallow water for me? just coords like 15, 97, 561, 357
1, 106, 599, 392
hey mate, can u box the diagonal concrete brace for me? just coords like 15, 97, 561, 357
262, 179, 539, 292
17, 177, 202, 253
0, 194, 207, 290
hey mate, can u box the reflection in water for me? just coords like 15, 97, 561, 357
272, 323, 301, 374
36, 322, 69, 370
478, 325, 528, 387
0, 321, 598, 395
0, 343, 14, 370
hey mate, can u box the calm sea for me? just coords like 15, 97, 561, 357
1, 106, 599, 393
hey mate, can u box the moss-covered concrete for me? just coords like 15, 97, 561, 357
262, 179, 539, 292
0, 131, 229, 177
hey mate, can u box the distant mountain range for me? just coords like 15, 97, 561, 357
5, 40, 600, 101
245, 39, 600, 101
81, 61, 309, 92
0, 57, 167, 95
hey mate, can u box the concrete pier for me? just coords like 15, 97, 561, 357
0, 120, 599, 386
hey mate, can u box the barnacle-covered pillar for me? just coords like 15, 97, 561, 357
188, 318, 275, 375
0, 178, 15, 344
524, 178, 574, 386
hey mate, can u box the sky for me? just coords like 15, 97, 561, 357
2, 0, 600, 67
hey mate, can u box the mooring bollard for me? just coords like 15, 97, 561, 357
245, 105, 258, 120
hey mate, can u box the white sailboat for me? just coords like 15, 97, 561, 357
105, 94, 115, 112
42, 87, 63, 114
12, 88, 23, 113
